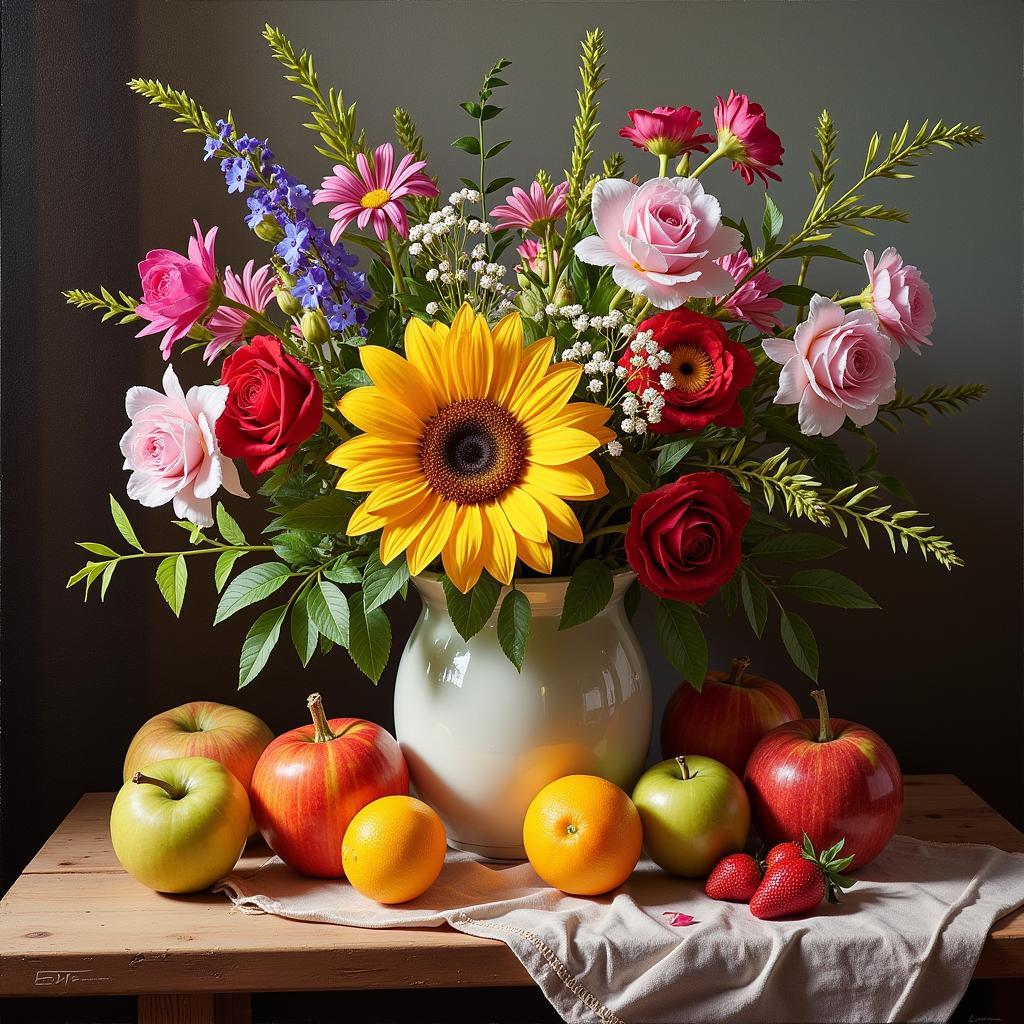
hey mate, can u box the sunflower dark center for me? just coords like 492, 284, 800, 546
420, 398, 526, 505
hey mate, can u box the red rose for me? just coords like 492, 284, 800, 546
216, 335, 323, 475
620, 309, 755, 433
626, 471, 749, 604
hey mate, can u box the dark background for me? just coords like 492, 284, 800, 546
2, 0, 1022, 1020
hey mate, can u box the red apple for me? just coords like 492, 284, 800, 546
124, 701, 274, 836
745, 689, 903, 869
661, 658, 801, 777
250, 692, 409, 878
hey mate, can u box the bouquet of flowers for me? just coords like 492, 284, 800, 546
68, 26, 984, 688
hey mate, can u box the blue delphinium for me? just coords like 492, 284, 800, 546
275, 222, 309, 272
221, 158, 251, 194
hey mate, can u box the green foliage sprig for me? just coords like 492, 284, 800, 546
63, 288, 139, 325
263, 23, 365, 168
127, 78, 219, 136
562, 29, 607, 235
394, 107, 438, 221
875, 382, 988, 431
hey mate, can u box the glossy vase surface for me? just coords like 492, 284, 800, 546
394, 572, 652, 859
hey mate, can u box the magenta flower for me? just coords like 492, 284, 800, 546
135, 220, 219, 360
313, 143, 438, 243
714, 91, 784, 187
863, 247, 935, 355
763, 295, 896, 437
491, 180, 569, 232
717, 249, 785, 332
515, 239, 559, 277
203, 261, 277, 363
619, 106, 713, 159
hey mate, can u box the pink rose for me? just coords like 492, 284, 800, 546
716, 249, 785, 332
574, 177, 740, 309
864, 247, 935, 355
763, 295, 896, 437
120, 364, 247, 527
135, 220, 219, 360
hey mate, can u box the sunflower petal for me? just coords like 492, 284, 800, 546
521, 483, 584, 543
406, 498, 457, 575
445, 306, 493, 400
338, 386, 424, 440
481, 502, 516, 585
510, 337, 555, 400
443, 503, 486, 593
380, 503, 433, 565
326, 433, 419, 469
515, 534, 553, 575
570, 455, 610, 500
527, 426, 600, 466
548, 402, 617, 444
509, 363, 582, 426
523, 459, 602, 499
499, 485, 547, 543
489, 312, 524, 404
404, 317, 449, 405
336, 456, 423, 492
347, 498, 385, 537
361, 345, 437, 421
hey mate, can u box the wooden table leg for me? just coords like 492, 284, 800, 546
138, 993, 252, 1024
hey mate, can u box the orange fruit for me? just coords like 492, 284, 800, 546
342, 795, 447, 904
522, 774, 643, 896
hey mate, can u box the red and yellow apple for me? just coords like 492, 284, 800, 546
632, 754, 750, 877
745, 689, 903, 869
661, 657, 801, 777
110, 756, 250, 893
124, 701, 274, 838
250, 692, 409, 878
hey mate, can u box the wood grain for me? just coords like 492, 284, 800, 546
0, 775, 1020, 999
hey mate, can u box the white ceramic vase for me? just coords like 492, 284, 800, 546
394, 571, 652, 860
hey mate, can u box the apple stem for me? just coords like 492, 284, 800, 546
810, 689, 834, 742
131, 772, 179, 799
728, 657, 751, 685
307, 692, 336, 743
676, 754, 691, 780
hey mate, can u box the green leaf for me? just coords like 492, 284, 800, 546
238, 605, 287, 688
335, 367, 372, 390
751, 534, 845, 562
776, 244, 860, 265
770, 285, 817, 305
740, 569, 768, 638
623, 579, 642, 620
362, 551, 410, 613
155, 555, 187, 617
290, 589, 319, 667
306, 580, 350, 647
214, 563, 292, 624
781, 569, 879, 609
655, 599, 708, 689
607, 452, 652, 495
485, 175, 515, 195
76, 542, 119, 557
452, 135, 482, 156
171, 519, 205, 544
762, 195, 784, 245
559, 560, 614, 631
486, 140, 512, 159
109, 495, 143, 551
324, 558, 362, 585
216, 503, 247, 545
780, 609, 819, 681
459, 101, 482, 118
347, 594, 391, 683
271, 531, 319, 568
441, 572, 502, 641
479, 104, 503, 121
653, 439, 695, 477
497, 589, 531, 671
268, 491, 352, 534
100, 561, 117, 600
214, 549, 244, 593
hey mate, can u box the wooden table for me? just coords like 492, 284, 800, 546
0, 775, 1021, 1023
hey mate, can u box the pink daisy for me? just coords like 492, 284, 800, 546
491, 180, 569, 232
313, 143, 438, 243
203, 261, 277, 363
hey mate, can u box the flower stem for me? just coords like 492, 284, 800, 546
582, 523, 628, 543
608, 286, 628, 312
219, 297, 288, 342
385, 233, 405, 293
132, 772, 179, 799
322, 412, 350, 439
810, 689, 834, 742
657, 153, 670, 178
675, 152, 691, 176
690, 146, 728, 179
307, 692, 336, 743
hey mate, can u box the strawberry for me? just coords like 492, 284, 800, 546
705, 853, 762, 902
749, 834, 856, 920
764, 841, 803, 870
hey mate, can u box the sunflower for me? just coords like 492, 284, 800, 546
328, 304, 614, 592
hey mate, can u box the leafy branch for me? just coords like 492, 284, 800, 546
63, 288, 139, 325
262, 24, 365, 168
394, 107, 437, 221
127, 78, 219, 137
875, 383, 988, 431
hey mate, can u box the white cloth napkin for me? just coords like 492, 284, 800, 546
216, 835, 1024, 1024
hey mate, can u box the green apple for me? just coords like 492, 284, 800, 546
632, 754, 750, 877
110, 756, 250, 893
